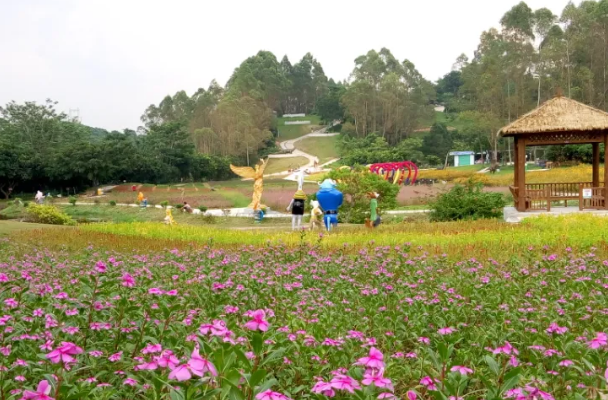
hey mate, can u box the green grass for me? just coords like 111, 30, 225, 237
295, 136, 339, 164
0, 220, 61, 235
216, 190, 251, 208
276, 115, 322, 140
264, 157, 310, 175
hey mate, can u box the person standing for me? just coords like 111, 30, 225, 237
286, 190, 306, 230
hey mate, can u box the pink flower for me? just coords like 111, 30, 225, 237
109, 352, 122, 362
312, 381, 335, 397
546, 322, 568, 335
46, 342, 83, 364
420, 376, 437, 391
559, 360, 574, 367
166, 290, 178, 296
418, 337, 430, 345
492, 341, 519, 355
21, 380, 54, 400
121, 273, 135, 288
355, 347, 385, 369
362, 370, 393, 390
157, 351, 179, 369
406, 391, 417, 400
378, 394, 397, 399
450, 365, 473, 375
123, 378, 137, 386
605, 360, 608, 381
255, 390, 291, 400
189, 348, 218, 377
244, 310, 269, 332
168, 364, 195, 381
95, 261, 107, 273
438, 327, 456, 335
587, 332, 607, 349
330, 374, 361, 393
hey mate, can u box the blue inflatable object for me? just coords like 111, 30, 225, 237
316, 179, 343, 231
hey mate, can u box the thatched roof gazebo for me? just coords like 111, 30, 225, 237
500, 95, 608, 212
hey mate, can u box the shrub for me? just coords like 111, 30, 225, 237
198, 205, 208, 212
23, 201, 30, 208
160, 201, 169, 208
109, 200, 117, 207
26, 205, 75, 225
174, 204, 183, 209
429, 179, 506, 221
327, 167, 399, 223
68, 196, 77, 206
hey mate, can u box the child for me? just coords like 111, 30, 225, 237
366, 192, 381, 228
309, 200, 323, 230
183, 202, 193, 214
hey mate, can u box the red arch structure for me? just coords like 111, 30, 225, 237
369, 161, 418, 185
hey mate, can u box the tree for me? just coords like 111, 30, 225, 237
422, 123, 453, 161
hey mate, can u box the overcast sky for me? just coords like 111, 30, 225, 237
1, 0, 575, 131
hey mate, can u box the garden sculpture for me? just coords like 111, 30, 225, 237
369, 161, 418, 185
164, 208, 176, 225
286, 190, 306, 230
35, 191, 44, 204
137, 191, 144, 203
365, 192, 381, 228
309, 200, 323, 230
230, 159, 268, 210
316, 179, 343, 231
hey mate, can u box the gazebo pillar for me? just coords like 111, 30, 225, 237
514, 136, 526, 212
604, 134, 608, 209
592, 142, 600, 188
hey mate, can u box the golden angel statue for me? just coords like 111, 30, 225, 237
230, 159, 268, 210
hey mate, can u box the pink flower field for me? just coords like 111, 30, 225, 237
0, 242, 607, 399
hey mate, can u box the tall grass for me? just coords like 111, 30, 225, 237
75, 214, 608, 259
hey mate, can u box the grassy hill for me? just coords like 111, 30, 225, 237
295, 135, 339, 164
276, 115, 322, 140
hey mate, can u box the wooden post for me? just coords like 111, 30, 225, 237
593, 142, 600, 188
546, 186, 551, 211
579, 183, 583, 211
515, 136, 526, 211
604, 134, 608, 209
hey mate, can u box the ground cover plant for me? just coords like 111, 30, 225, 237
1, 231, 608, 400
74, 214, 608, 259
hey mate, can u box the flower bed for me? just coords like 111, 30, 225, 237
1, 240, 607, 399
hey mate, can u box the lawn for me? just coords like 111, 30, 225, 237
294, 135, 339, 164
1, 213, 607, 400
276, 115, 322, 140
264, 156, 310, 175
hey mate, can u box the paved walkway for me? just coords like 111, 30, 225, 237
265, 125, 340, 177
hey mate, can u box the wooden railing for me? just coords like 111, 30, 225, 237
511, 182, 605, 211
580, 187, 606, 210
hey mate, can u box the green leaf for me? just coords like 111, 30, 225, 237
484, 355, 500, 375
251, 333, 263, 355
256, 378, 278, 394
170, 389, 185, 400
261, 348, 285, 366
250, 369, 267, 388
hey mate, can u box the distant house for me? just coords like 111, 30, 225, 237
449, 151, 475, 167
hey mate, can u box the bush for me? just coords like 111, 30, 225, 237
68, 196, 77, 206
160, 201, 169, 208
198, 206, 208, 212
109, 200, 117, 207
327, 167, 399, 223
23, 201, 30, 208
26, 205, 75, 225
429, 179, 507, 222
174, 204, 183, 209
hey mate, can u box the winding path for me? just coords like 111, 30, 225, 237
265, 126, 340, 177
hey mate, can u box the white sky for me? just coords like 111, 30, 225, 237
0, 0, 575, 131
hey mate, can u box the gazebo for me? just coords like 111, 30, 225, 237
500, 95, 608, 212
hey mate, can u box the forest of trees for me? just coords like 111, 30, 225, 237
4, 0, 608, 194
434, 0, 608, 164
